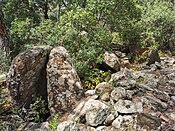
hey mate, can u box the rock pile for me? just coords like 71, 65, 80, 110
57, 57, 175, 131
1, 46, 175, 131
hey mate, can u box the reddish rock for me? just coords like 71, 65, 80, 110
6, 46, 51, 108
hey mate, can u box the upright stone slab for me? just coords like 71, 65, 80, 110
6, 46, 51, 108
146, 49, 161, 65
47, 46, 84, 115
103, 51, 120, 72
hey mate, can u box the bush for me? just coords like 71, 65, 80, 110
28, 8, 113, 77
135, 0, 175, 51
49, 114, 59, 131
83, 68, 111, 90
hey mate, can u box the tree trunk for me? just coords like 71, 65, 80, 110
43, 0, 49, 19
0, 8, 11, 58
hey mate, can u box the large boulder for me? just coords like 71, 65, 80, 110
57, 121, 77, 131
47, 46, 84, 115
6, 46, 51, 108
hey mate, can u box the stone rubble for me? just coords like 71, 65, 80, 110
56, 56, 175, 131
1, 47, 175, 131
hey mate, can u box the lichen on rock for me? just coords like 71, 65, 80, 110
47, 46, 84, 115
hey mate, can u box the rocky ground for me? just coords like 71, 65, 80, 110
0, 46, 175, 131
56, 56, 175, 131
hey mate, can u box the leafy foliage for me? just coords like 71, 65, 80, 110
83, 68, 111, 90
0, 50, 10, 73
29, 96, 49, 123
11, 96, 49, 123
135, 0, 175, 50
49, 114, 59, 131
1, 0, 174, 73
0, 0, 175, 129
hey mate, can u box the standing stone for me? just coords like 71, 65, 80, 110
103, 51, 120, 72
47, 46, 84, 115
6, 46, 51, 108
146, 49, 161, 66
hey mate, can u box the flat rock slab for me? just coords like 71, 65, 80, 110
137, 113, 161, 130
114, 99, 143, 114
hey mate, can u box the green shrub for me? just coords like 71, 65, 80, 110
29, 96, 49, 123
28, 8, 113, 77
83, 68, 111, 90
135, 0, 175, 50
49, 114, 59, 131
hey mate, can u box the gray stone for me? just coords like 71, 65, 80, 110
114, 100, 143, 114
115, 79, 136, 89
0, 74, 11, 114
112, 115, 123, 129
84, 99, 110, 126
111, 87, 127, 101
104, 113, 116, 125
0, 74, 6, 82
110, 68, 135, 83
95, 126, 107, 131
153, 90, 170, 102
100, 92, 110, 101
68, 101, 86, 121
75, 124, 88, 131
171, 96, 175, 101
17, 122, 51, 131
95, 82, 112, 91
85, 90, 96, 96
126, 90, 136, 99
114, 51, 122, 57
137, 113, 161, 130
57, 121, 77, 131
123, 115, 134, 124
1, 114, 24, 131
137, 84, 153, 91
145, 96, 168, 111
146, 49, 161, 66
47, 46, 84, 115
7, 46, 52, 108
145, 79, 158, 88
103, 51, 120, 72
